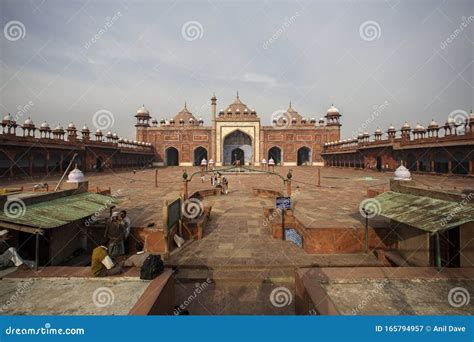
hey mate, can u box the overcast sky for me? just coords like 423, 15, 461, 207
0, 0, 472, 140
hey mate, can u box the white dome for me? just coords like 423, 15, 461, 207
388, 124, 395, 131
394, 165, 412, 181
24, 117, 34, 125
112, 132, 118, 138
429, 119, 438, 127
268, 158, 275, 165
82, 125, 89, 131
67, 166, 85, 183
200, 158, 207, 165
95, 129, 102, 134
327, 105, 339, 114
68, 122, 76, 128
375, 127, 382, 134
447, 116, 455, 124
3, 113, 13, 121
40, 121, 50, 128
137, 105, 149, 115
55, 124, 63, 130
261, 158, 267, 163
402, 121, 410, 129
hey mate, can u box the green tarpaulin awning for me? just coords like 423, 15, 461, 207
373, 191, 474, 233
0, 192, 118, 230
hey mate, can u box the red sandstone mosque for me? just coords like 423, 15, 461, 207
0, 92, 473, 178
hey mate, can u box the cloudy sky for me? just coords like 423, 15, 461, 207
0, 0, 472, 140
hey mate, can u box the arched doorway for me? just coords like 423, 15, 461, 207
452, 152, 468, 175
96, 156, 103, 172
223, 130, 252, 165
297, 147, 311, 166
268, 146, 282, 165
434, 153, 449, 173
231, 148, 245, 165
376, 156, 382, 171
193, 147, 208, 166
406, 153, 417, 172
165, 147, 179, 166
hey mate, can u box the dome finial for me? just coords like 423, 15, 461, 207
289, 101, 292, 108
236, 91, 239, 99
184, 101, 187, 109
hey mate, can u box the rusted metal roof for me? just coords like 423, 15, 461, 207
373, 191, 474, 233
0, 192, 118, 230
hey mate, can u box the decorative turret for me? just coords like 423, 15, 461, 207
39, 121, 51, 138
53, 124, 65, 140
22, 117, 36, 137
374, 127, 382, 141
325, 105, 341, 126
400, 121, 411, 141
67, 122, 77, 141
1, 113, 17, 135
81, 125, 90, 141
135, 105, 151, 127
95, 129, 103, 142
387, 123, 396, 140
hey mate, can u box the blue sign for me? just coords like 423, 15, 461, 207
276, 196, 291, 209
285, 228, 303, 248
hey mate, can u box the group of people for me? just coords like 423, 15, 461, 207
210, 172, 228, 195
91, 210, 152, 277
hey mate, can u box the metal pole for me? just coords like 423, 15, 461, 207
435, 232, 441, 271
155, 169, 158, 188
317, 167, 321, 187
364, 209, 369, 254
35, 232, 39, 271
54, 153, 77, 191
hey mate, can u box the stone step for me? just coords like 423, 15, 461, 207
171, 266, 295, 283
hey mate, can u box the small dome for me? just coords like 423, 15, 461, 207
447, 116, 455, 125
358, 133, 364, 138
55, 124, 64, 130
394, 165, 412, 181
401, 121, 410, 129
112, 132, 118, 138
3, 113, 13, 121
24, 117, 34, 125
268, 158, 275, 165
40, 121, 50, 129
199, 117, 204, 122
388, 123, 395, 131
310, 118, 316, 123
200, 158, 207, 166
95, 129, 102, 134
251, 108, 256, 114
67, 165, 85, 183
106, 131, 113, 137
219, 109, 224, 113
137, 105, 150, 115
68, 122, 76, 129
244, 108, 248, 112
363, 131, 370, 137
82, 125, 89, 131
261, 158, 267, 164
428, 119, 438, 128
327, 105, 339, 115
318, 117, 325, 122
375, 127, 382, 134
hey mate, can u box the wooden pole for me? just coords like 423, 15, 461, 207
155, 169, 158, 188
317, 167, 321, 187
35, 232, 39, 271
435, 232, 441, 271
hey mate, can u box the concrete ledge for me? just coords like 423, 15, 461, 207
128, 269, 175, 315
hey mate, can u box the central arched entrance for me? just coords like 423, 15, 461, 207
223, 130, 252, 165
165, 147, 179, 166
231, 148, 245, 165
297, 147, 311, 166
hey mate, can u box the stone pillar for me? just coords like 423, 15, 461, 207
211, 95, 217, 162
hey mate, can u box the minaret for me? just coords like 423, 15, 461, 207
211, 93, 217, 162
